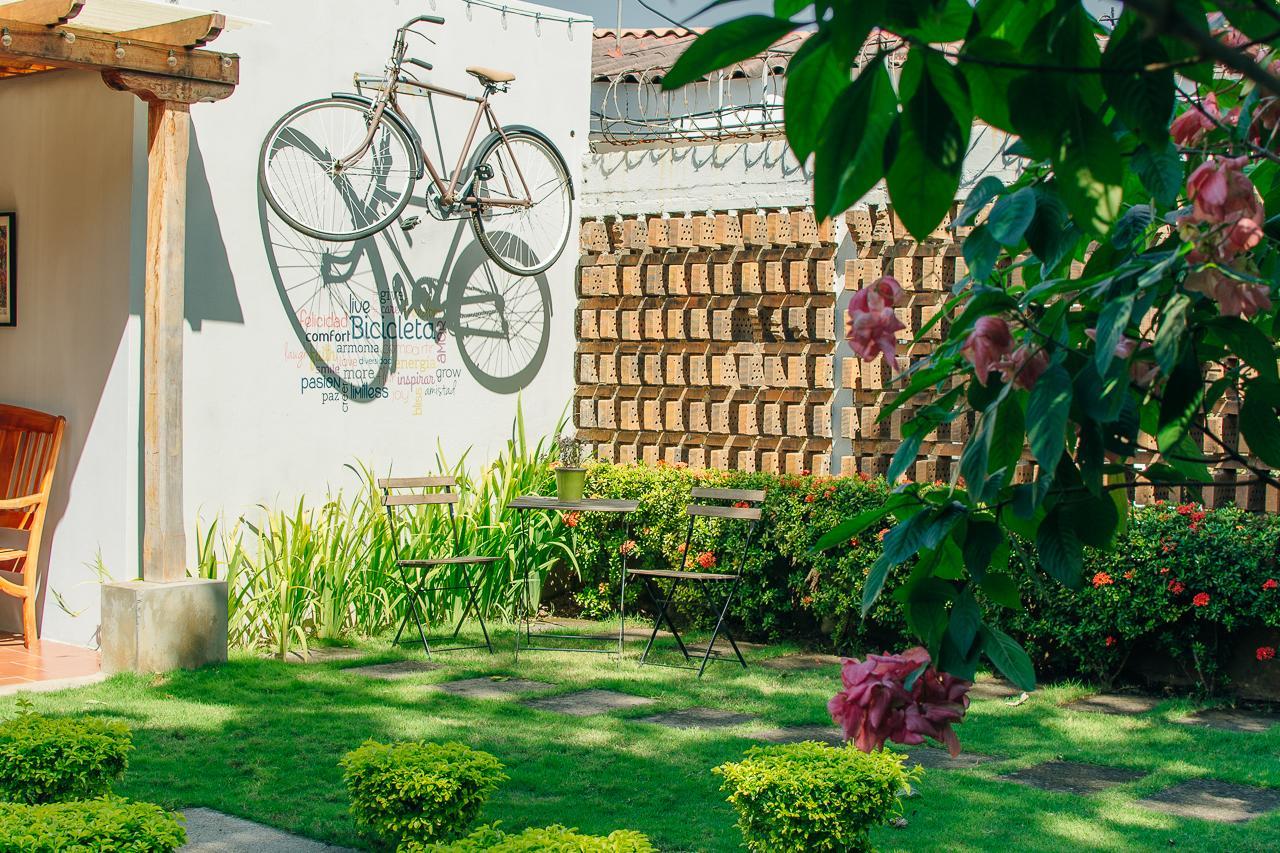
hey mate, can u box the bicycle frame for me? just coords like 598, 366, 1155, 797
339, 16, 533, 211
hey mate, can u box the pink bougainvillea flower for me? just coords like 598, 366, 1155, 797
1257, 646, 1277, 661
997, 344, 1050, 390
1092, 572, 1114, 588
845, 275, 906, 366
1193, 592, 1211, 607
1170, 93, 1221, 147
828, 646, 971, 756
961, 316, 1014, 385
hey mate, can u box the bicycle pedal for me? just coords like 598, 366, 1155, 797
400, 215, 422, 232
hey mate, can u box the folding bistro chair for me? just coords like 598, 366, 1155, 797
380, 476, 498, 656
628, 487, 765, 677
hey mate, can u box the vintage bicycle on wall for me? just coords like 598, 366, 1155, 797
258, 14, 574, 277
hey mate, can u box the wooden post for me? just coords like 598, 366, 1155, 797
102, 71, 233, 583
141, 98, 189, 583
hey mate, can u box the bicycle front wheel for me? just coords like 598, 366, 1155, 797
469, 128, 573, 276
259, 97, 417, 242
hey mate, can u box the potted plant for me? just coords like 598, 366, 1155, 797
553, 434, 587, 502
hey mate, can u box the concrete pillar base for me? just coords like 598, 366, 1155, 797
100, 578, 228, 674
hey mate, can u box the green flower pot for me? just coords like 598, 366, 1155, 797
555, 467, 586, 502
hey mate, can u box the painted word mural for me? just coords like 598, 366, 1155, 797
261, 194, 553, 408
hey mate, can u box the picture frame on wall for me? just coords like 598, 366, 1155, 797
0, 212, 13, 327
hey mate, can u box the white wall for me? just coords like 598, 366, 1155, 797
0, 0, 590, 646
0, 72, 140, 646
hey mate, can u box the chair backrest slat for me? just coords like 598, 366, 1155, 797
382, 492, 459, 506
378, 475, 456, 489
691, 486, 766, 503
687, 504, 762, 521
0, 405, 65, 535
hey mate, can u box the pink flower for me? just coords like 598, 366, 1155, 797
997, 344, 1049, 390
1258, 646, 1276, 661
1263, 579, 1278, 590
1192, 592, 1210, 607
845, 276, 905, 366
1185, 269, 1273, 319
1187, 156, 1264, 227
828, 646, 971, 756
962, 316, 1013, 385
1170, 93, 1220, 146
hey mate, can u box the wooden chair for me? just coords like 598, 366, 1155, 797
627, 487, 766, 677
0, 404, 66, 648
379, 475, 498, 656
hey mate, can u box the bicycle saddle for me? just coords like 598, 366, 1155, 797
466, 66, 515, 84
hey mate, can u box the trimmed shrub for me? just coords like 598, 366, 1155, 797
0, 713, 132, 804
714, 742, 916, 853
341, 740, 507, 848
0, 797, 186, 852
411, 822, 655, 852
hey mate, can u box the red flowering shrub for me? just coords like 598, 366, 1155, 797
697, 552, 717, 570
827, 647, 970, 756
1169, 580, 1187, 594
1193, 592, 1211, 608
1264, 579, 1279, 591
1093, 572, 1114, 588
1257, 646, 1276, 662
563, 512, 580, 529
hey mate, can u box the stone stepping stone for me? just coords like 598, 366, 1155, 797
1064, 693, 1160, 716
753, 724, 844, 746
345, 660, 441, 680
429, 676, 554, 700
640, 707, 759, 729
1136, 778, 1280, 824
895, 747, 998, 770
282, 647, 366, 664
968, 677, 1024, 700
181, 808, 355, 852
1001, 761, 1146, 795
1177, 708, 1280, 733
759, 654, 843, 672
525, 689, 656, 716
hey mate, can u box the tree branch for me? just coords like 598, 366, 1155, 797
1125, 0, 1280, 97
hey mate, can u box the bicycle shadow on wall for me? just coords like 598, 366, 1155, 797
257, 187, 553, 401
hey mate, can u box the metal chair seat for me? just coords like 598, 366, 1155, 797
628, 568, 736, 582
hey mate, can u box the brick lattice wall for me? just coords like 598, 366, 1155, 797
576, 204, 1280, 512
576, 209, 838, 475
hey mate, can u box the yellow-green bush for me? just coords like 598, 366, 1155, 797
714, 742, 917, 852
0, 713, 132, 804
0, 797, 185, 852
341, 740, 507, 848
412, 822, 655, 852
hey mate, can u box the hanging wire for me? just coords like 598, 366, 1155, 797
461, 0, 591, 26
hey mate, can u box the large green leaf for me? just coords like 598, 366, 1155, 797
1100, 16, 1174, 149
1132, 143, 1183, 209
886, 49, 972, 239
1240, 380, 1280, 469
811, 494, 915, 552
1036, 507, 1083, 588
1094, 294, 1134, 375
1153, 293, 1190, 375
962, 518, 1003, 583
1206, 317, 1278, 382
955, 175, 1005, 229
662, 16, 797, 90
1024, 186, 1080, 273
783, 30, 854, 161
987, 187, 1037, 247
949, 585, 982, 656
814, 60, 898, 219
1157, 352, 1204, 453
958, 39, 1021, 132
980, 624, 1036, 691
1027, 365, 1072, 472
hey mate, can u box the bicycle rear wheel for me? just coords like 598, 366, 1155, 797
468, 128, 573, 277
260, 97, 417, 242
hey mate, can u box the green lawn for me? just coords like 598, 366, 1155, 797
8, 626, 1280, 852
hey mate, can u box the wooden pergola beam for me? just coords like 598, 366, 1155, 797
117, 12, 225, 49
0, 0, 83, 27
0, 16, 237, 84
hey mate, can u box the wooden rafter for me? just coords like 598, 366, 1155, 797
117, 12, 225, 49
0, 16, 236, 84
0, 0, 83, 27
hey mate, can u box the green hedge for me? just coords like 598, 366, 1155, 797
413, 823, 655, 852
714, 742, 915, 852
570, 463, 1280, 692
0, 713, 132, 804
0, 798, 185, 852
341, 740, 507, 848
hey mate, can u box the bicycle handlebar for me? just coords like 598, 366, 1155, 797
402, 14, 445, 28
